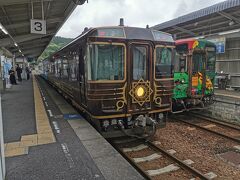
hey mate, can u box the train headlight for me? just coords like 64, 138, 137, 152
136, 86, 145, 97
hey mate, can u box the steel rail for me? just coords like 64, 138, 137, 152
110, 138, 210, 180
110, 140, 152, 180
190, 112, 240, 130
172, 116, 240, 144
147, 141, 210, 180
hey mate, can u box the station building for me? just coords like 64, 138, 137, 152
153, 0, 240, 90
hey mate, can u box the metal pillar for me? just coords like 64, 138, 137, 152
0, 95, 5, 180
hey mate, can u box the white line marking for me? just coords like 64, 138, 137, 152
52, 121, 60, 134
47, 110, 53, 117
45, 102, 48, 107
61, 143, 74, 168
43, 97, 46, 101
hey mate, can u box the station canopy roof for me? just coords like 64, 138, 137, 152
153, 0, 240, 40
0, 0, 86, 59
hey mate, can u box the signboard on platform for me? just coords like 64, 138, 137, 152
30, 19, 46, 34
208, 37, 226, 54
63, 114, 82, 120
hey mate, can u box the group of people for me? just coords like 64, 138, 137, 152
9, 64, 31, 85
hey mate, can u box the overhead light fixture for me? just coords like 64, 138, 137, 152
1, 28, 8, 35
196, 36, 205, 39
19, 49, 22, 53
14, 42, 18, 47
0, 23, 8, 35
229, 20, 235, 26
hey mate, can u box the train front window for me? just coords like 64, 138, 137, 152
88, 44, 124, 81
174, 52, 187, 72
133, 46, 147, 80
155, 47, 172, 78
192, 52, 204, 73
206, 48, 216, 72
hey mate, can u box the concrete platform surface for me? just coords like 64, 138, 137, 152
37, 76, 144, 180
2, 80, 36, 142
2, 75, 143, 180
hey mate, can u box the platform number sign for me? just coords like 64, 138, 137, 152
30, 19, 46, 34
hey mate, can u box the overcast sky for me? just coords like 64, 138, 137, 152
57, 0, 226, 38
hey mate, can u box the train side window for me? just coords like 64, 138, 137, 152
51, 64, 55, 74
88, 44, 124, 81
55, 59, 62, 78
68, 51, 77, 81
133, 46, 146, 80
62, 59, 68, 78
155, 47, 172, 78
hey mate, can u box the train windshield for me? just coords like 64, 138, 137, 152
133, 46, 147, 80
88, 44, 124, 81
174, 52, 187, 72
192, 52, 204, 73
155, 47, 172, 78
206, 47, 216, 72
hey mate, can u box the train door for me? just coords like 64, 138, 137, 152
127, 43, 152, 113
79, 47, 87, 105
190, 51, 206, 96
173, 53, 188, 99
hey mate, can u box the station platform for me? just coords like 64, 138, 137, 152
2, 74, 143, 180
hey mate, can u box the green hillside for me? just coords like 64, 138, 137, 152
38, 36, 73, 61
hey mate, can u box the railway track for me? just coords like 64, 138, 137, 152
172, 114, 240, 144
110, 138, 211, 180
190, 112, 240, 129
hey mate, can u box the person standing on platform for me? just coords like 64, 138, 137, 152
16, 64, 22, 81
25, 66, 31, 80
8, 67, 17, 85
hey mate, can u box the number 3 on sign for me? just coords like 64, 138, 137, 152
30, 19, 46, 34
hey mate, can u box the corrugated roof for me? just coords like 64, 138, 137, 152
153, 0, 240, 30
0, 0, 87, 59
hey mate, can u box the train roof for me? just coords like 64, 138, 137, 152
78, 26, 174, 42
48, 26, 174, 59
176, 38, 215, 50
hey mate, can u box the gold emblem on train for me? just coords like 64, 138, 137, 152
129, 79, 153, 106
116, 83, 127, 111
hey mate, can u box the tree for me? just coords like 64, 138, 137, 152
38, 36, 73, 61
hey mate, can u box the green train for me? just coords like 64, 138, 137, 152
172, 39, 216, 113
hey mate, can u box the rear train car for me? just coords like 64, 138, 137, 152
42, 26, 175, 138
173, 39, 216, 113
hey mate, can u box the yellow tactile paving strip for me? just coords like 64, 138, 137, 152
5, 75, 55, 157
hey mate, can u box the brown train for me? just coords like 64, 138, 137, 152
41, 24, 175, 138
